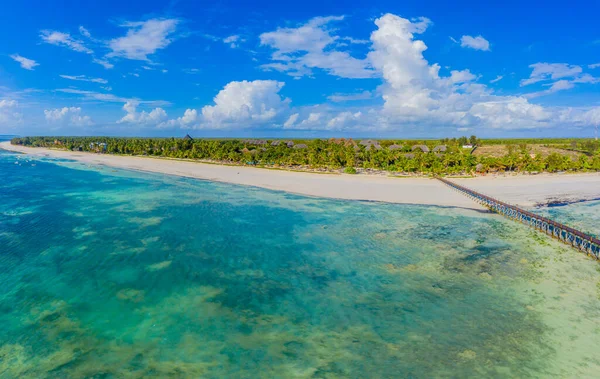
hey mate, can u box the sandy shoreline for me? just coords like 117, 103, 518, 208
3, 141, 600, 210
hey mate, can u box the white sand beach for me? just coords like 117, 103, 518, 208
3, 141, 600, 209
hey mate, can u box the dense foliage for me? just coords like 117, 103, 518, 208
11, 136, 600, 175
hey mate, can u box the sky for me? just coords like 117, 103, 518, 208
1, 0, 599, 138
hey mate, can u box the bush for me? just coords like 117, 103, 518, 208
344, 167, 357, 174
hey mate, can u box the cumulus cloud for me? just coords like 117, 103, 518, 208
159, 108, 198, 129
108, 18, 179, 61
10, 54, 39, 70
200, 80, 289, 128
0, 99, 23, 126
44, 107, 93, 126
459, 35, 491, 51
259, 16, 375, 78
590, 63, 600, 69
118, 101, 168, 124
281, 14, 556, 132
40, 30, 93, 54
59, 74, 108, 84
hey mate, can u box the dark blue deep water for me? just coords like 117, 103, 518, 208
1, 147, 599, 378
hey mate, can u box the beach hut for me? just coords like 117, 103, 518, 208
404, 153, 415, 159
271, 140, 281, 146
360, 139, 378, 146
412, 145, 429, 153
388, 144, 403, 151
433, 145, 447, 153
254, 140, 267, 145
286, 141, 295, 147
293, 144, 308, 149
366, 144, 382, 151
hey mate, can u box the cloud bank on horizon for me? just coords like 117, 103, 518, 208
1, 1, 599, 137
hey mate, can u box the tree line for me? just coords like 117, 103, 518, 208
11, 136, 600, 175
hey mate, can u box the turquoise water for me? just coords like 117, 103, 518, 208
533, 200, 600, 239
1, 148, 600, 378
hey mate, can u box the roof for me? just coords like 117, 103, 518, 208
388, 144, 403, 150
366, 144, 382, 151
271, 140, 281, 146
293, 144, 308, 149
404, 153, 415, 159
433, 145, 447, 152
360, 139, 378, 146
286, 141, 295, 147
183, 134, 194, 141
412, 145, 430, 152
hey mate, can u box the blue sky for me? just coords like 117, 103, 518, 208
1, 0, 599, 138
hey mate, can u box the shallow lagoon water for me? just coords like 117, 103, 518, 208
1, 149, 600, 378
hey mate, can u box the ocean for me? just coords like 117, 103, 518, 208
1, 146, 599, 378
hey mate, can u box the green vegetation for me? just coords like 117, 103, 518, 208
11, 136, 600, 175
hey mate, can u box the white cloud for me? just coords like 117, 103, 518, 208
525, 80, 576, 98
79, 26, 91, 38
327, 90, 372, 102
521, 63, 583, 86
93, 58, 114, 69
159, 108, 198, 129
259, 16, 375, 78
223, 35, 243, 48
0, 99, 23, 126
40, 30, 93, 54
118, 101, 168, 124
44, 107, 93, 126
490, 75, 504, 83
589, 63, 600, 69
283, 113, 299, 128
460, 35, 490, 51
200, 80, 288, 128
108, 18, 179, 61
10, 54, 39, 70
363, 14, 551, 130
59, 74, 108, 84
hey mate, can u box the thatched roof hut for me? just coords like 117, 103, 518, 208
242, 139, 267, 145
412, 145, 429, 153
433, 145, 447, 152
286, 141, 295, 147
366, 144, 382, 151
388, 144, 403, 151
360, 139, 378, 146
404, 153, 415, 159
271, 140, 281, 146
293, 144, 308, 149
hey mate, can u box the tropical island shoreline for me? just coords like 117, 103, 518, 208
3, 140, 600, 210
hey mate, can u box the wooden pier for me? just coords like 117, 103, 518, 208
437, 177, 600, 260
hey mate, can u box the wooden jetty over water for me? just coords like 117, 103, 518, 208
437, 177, 600, 261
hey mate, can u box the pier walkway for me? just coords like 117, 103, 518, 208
437, 177, 600, 260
